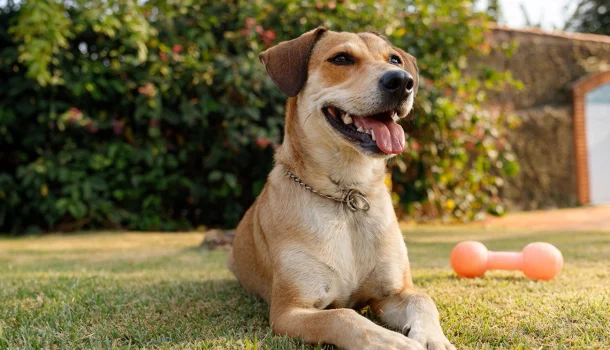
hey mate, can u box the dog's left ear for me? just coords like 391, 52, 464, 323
395, 47, 419, 95
259, 27, 327, 97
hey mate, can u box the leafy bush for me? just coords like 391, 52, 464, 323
0, 0, 519, 233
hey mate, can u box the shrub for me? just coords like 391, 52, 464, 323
0, 0, 519, 233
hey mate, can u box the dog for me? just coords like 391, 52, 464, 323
228, 27, 455, 350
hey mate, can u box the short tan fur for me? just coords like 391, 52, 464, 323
228, 28, 454, 350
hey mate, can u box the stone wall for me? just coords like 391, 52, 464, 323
482, 26, 610, 210
504, 105, 577, 210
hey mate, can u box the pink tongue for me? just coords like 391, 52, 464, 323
352, 115, 405, 154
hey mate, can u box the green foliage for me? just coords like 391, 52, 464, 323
0, 0, 519, 233
565, 0, 610, 35
483, 0, 503, 22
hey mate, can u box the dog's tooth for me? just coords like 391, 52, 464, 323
392, 112, 399, 122
371, 129, 376, 141
357, 127, 364, 132
342, 114, 353, 125
365, 129, 372, 135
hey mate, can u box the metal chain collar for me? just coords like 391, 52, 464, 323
284, 168, 370, 212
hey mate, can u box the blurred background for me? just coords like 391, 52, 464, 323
0, 0, 608, 234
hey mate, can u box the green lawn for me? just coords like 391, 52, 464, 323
1, 228, 609, 349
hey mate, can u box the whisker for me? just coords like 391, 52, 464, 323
303, 111, 315, 127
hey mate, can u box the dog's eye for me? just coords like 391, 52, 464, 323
329, 53, 354, 65
389, 55, 402, 65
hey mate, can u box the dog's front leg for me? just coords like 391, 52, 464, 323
372, 289, 455, 350
270, 304, 424, 350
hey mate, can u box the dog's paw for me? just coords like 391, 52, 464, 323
362, 328, 425, 350
406, 325, 455, 350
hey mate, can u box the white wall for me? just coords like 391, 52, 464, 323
585, 84, 610, 204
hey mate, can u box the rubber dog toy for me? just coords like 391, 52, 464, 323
450, 241, 563, 280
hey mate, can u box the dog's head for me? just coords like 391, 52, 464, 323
260, 27, 418, 158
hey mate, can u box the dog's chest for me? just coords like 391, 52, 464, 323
303, 200, 391, 302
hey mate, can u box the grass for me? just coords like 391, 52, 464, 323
1, 228, 609, 349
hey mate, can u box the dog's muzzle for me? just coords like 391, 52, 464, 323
380, 70, 414, 101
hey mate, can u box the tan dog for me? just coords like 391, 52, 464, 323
228, 28, 455, 350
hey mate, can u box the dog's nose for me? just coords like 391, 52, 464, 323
380, 70, 414, 97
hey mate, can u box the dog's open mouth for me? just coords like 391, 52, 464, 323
322, 107, 406, 155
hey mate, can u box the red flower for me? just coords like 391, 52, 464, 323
112, 119, 124, 136
245, 17, 256, 29
149, 120, 159, 127
410, 140, 420, 151
256, 137, 271, 148
159, 51, 168, 62
138, 82, 156, 98
67, 107, 83, 124
172, 45, 183, 54
328, 1, 336, 10
83, 120, 98, 134
261, 30, 276, 46
496, 138, 506, 150
255, 25, 264, 34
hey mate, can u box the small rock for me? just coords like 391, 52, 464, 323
200, 229, 235, 250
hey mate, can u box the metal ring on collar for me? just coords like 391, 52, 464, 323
346, 189, 370, 212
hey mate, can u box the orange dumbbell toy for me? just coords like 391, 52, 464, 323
450, 241, 563, 280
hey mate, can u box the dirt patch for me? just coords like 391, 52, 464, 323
481, 205, 610, 231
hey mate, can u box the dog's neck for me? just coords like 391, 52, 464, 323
275, 97, 387, 198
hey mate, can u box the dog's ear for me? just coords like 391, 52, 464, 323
259, 27, 327, 97
395, 47, 419, 95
